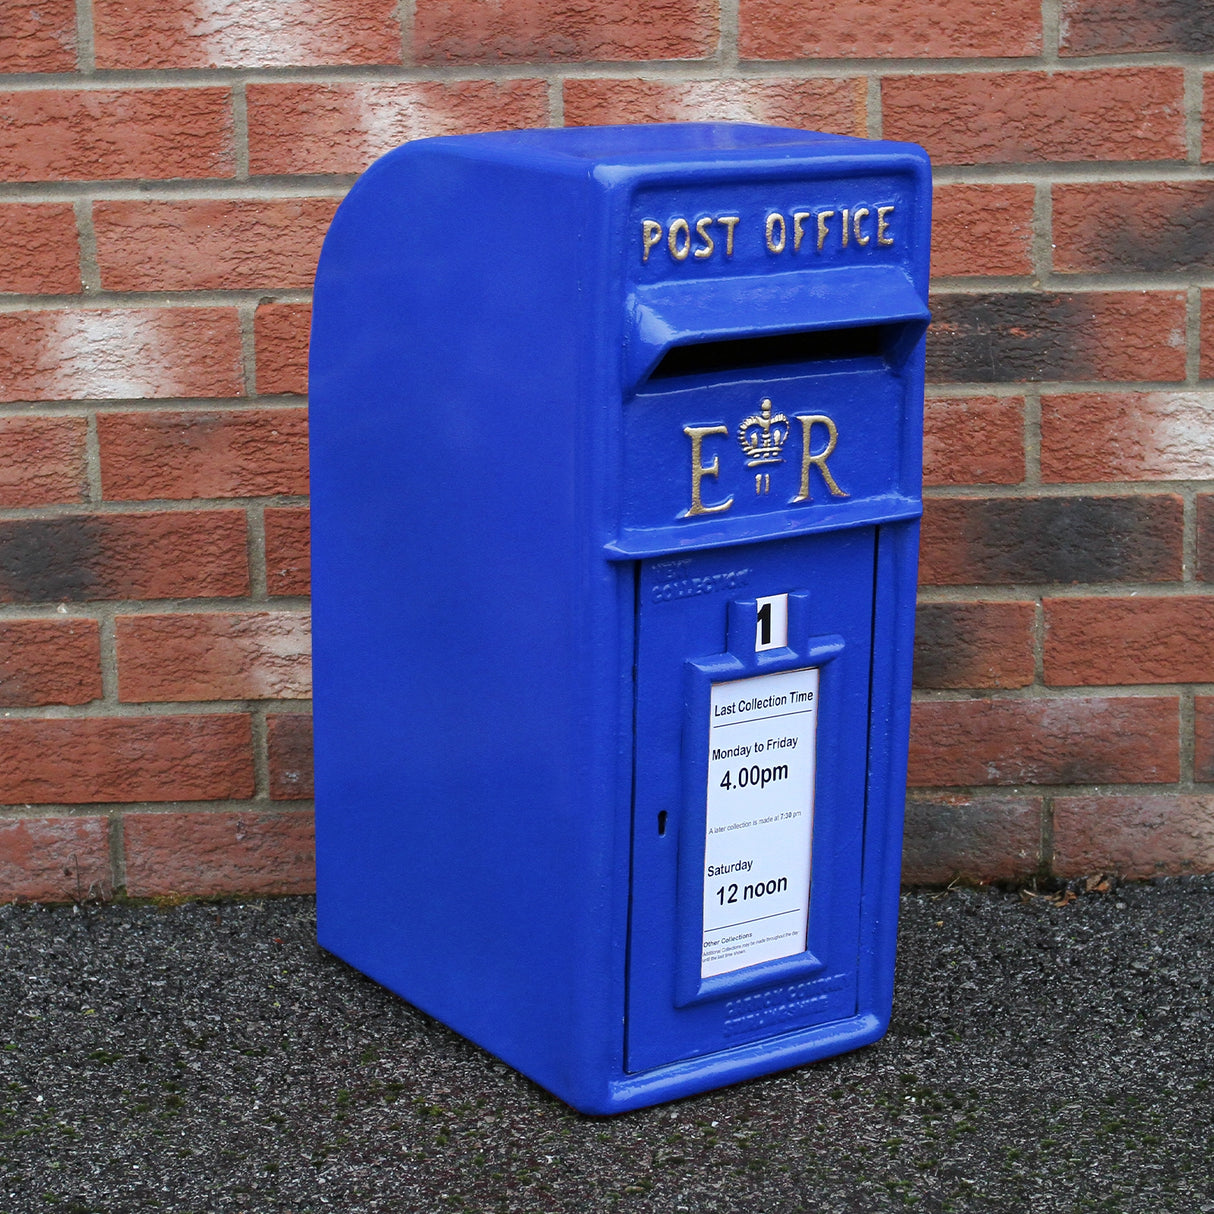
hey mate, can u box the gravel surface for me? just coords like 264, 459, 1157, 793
2, 879, 1213, 1213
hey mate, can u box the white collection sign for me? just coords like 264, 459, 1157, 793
701, 666, 819, 979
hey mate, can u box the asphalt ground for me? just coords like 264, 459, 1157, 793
2, 878, 1212, 1214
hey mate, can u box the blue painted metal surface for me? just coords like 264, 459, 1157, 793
309, 123, 931, 1114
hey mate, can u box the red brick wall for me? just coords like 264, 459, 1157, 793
1, 0, 1212, 898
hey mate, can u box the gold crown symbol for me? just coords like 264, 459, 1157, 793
737, 398, 790, 466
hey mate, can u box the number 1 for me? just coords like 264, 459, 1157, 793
754, 594, 788, 651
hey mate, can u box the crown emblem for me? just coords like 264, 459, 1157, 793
737, 398, 790, 466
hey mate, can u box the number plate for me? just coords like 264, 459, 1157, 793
701, 666, 819, 979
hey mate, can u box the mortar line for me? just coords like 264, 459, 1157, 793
108, 811, 125, 898
1187, 285, 1202, 384
719, 0, 740, 69
1183, 486, 1198, 583
0, 700, 312, 721
74, 198, 101, 294
7, 164, 1214, 207
917, 584, 1214, 603
1185, 66, 1204, 164
251, 704, 270, 800
398, 0, 414, 66
0, 602, 312, 619
5, 53, 1214, 90
922, 480, 1207, 498
95, 603, 119, 704
1040, 793, 1055, 880
74, 0, 95, 74
237, 301, 258, 398
548, 76, 564, 127
866, 75, 882, 140
7, 276, 1214, 314
232, 80, 250, 180
82, 408, 102, 505
1023, 385, 1042, 488
0, 600, 311, 620
1180, 687, 1196, 788
1031, 179, 1052, 282
0, 799, 312, 815
911, 685, 1200, 703
1032, 597, 1046, 689
0, 497, 308, 521
1040, 0, 1061, 63
247, 501, 269, 600
1200, 287, 1210, 385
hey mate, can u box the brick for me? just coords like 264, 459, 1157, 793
117, 612, 311, 702
0, 308, 243, 404
883, 70, 1185, 165
1042, 391, 1214, 483
919, 495, 1183, 587
0, 415, 87, 507
0, 0, 76, 72
914, 601, 1035, 690
926, 292, 1186, 384
413, 0, 716, 63
741, 0, 1040, 58
98, 408, 308, 501
931, 185, 1035, 278
0, 715, 253, 804
563, 78, 866, 135
247, 81, 549, 177
0, 204, 80, 295
1054, 183, 1214, 274
1045, 597, 1214, 686
1053, 795, 1214, 878
95, 199, 338, 293
902, 795, 1042, 885
923, 396, 1025, 486
0, 511, 249, 603
908, 696, 1179, 787
1194, 696, 1214, 780
0, 818, 110, 903
0, 89, 234, 183
0, 619, 102, 707
94, 0, 400, 69
254, 304, 310, 396
1061, 0, 1214, 54
264, 507, 310, 596
1200, 494, 1214, 582
124, 810, 314, 896
267, 713, 313, 800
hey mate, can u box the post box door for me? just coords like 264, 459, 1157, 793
626, 528, 876, 1074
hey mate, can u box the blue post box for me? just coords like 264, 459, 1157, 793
309, 124, 931, 1115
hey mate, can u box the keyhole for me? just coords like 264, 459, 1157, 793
657, 810, 668, 837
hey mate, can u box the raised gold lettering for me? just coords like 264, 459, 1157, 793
877, 206, 895, 246
816, 210, 834, 252
792, 414, 848, 502
668, 218, 691, 261
642, 219, 663, 263
765, 212, 787, 253
684, 425, 733, 516
793, 211, 811, 252
694, 216, 715, 259
840, 208, 850, 248
718, 215, 740, 257
852, 207, 870, 246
